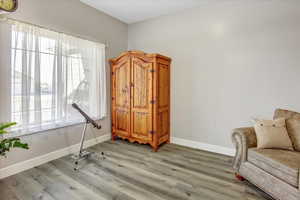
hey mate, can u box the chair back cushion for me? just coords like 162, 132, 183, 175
274, 109, 300, 120
286, 119, 300, 151
274, 109, 300, 151
254, 118, 294, 150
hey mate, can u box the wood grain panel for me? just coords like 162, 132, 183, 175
157, 62, 170, 144
158, 110, 169, 138
115, 110, 130, 136
158, 64, 169, 108
115, 61, 130, 107
112, 58, 131, 138
131, 57, 153, 142
132, 58, 149, 108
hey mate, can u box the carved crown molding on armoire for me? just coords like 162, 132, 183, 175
110, 51, 171, 152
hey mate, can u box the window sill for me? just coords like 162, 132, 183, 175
2, 118, 103, 139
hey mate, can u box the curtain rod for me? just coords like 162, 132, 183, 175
0, 16, 109, 48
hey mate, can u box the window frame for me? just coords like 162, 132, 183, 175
0, 21, 106, 137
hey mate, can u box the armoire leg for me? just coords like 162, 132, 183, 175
152, 145, 158, 152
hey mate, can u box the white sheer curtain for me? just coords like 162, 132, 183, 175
9, 21, 106, 133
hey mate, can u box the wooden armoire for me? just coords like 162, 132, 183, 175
110, 51, 171, 151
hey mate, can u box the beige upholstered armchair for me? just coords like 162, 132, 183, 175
232, 109, 300, 200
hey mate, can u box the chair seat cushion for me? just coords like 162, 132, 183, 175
248, 148, 300, 187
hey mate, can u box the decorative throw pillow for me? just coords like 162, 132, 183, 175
286, 118, 300, 152
253, 118, 294, 150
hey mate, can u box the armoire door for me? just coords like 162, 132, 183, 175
112, 58, 131, 138
130, 57, 153, 142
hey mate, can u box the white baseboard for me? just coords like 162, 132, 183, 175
0, 133, 111, 179
171, 137, 235, 156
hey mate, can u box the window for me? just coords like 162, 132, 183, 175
2, 20, 106, 135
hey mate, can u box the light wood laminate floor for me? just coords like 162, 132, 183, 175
0, 140, 272, 200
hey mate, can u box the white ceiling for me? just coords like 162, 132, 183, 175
80, 0, 231, 24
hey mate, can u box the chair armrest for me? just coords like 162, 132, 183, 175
231, 127, 257, 172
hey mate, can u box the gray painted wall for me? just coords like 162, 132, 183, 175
128, 1, 300, 149
0, 0, 128, 169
